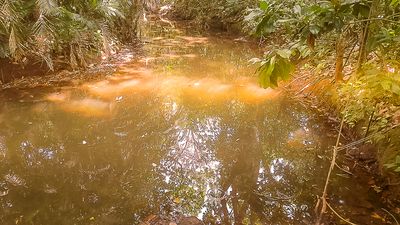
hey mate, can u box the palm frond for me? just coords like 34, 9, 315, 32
33, 13, 54, 37
100, 0, 125, 18
8, 27, 17, 56
36, 0, 57, 15
1, 0, 21, 26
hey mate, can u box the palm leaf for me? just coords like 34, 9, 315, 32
8, 27, 17, 56
33, 13, 54, 37
36, 0, 57, 15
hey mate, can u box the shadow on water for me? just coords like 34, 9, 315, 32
0, 19, 383, 224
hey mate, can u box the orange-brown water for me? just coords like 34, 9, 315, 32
0, 19, 384, 225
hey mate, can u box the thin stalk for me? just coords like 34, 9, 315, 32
326, 202, 357, 225
315, 118, 344, 225
364, 110, 375, 138
382, 208, 399, 225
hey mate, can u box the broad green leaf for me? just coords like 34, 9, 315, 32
256, 14, 275, 35
258, 53, 294, 88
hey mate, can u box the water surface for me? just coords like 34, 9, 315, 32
0, 20, 382, 224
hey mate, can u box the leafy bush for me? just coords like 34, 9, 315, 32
338, 62, 400, 172
339, 62, 400, 132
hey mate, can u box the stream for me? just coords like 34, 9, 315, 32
0, 19, 384, 224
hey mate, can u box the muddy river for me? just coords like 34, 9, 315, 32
0, 19, 383, 224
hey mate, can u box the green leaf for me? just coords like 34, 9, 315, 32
384, 163, 396, 169
276, 49, 292, 59
259, 0, 268, 11
391, 83, 400, 95
256, 14, 275, 35
258, 53, 294, 88
352, 3, 370, 18
293, 5, 301, 14
309, 25, 320, 35
390, 0, 400, 8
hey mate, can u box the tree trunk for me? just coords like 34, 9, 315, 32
356, 0, 380, 71
335, 34, 345, 82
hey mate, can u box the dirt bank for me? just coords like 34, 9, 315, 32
0, 46, 142, 91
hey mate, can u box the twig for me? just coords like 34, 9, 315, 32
315, 118, 345, 224
349, 17, 400, 24
381, 208, 399, 225
326, 202, 357, 225
364, 110, 375, 138
337, 124, 400, 152
335, 162, 353, 175
344, 39, 358, 68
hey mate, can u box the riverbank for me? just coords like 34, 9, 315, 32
284, 63, 400, 223
0, 46, 142, 90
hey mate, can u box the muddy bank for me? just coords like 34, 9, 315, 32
0, 46, 142, 91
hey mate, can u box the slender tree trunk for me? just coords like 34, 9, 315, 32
357, 21, 370, 71
357, 0, 380, 71
335, 34, 345, 81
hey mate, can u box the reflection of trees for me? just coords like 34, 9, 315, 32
158, 97, 325, 225
194, 99, 322, 225
0, 95, 178, 225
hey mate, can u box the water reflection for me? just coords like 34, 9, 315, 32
0, 19, 380, 225
0, 84, 329, 224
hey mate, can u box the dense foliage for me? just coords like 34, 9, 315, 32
168, 0, 257, 30
0, 0, 143, 70
250, 0, 400, 85
250, 0, 400, 171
